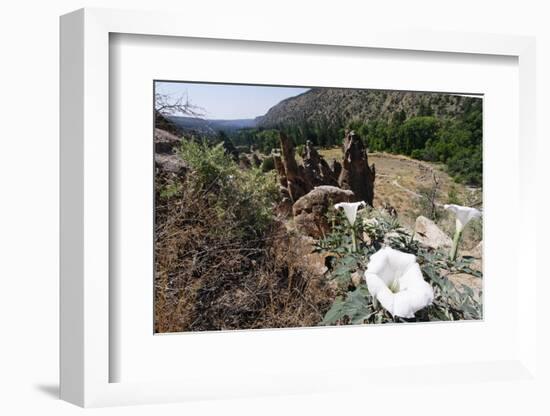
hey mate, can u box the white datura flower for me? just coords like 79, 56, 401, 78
364, 247, 434, 318
443, 204, 482, 233
334, 201, 366, 226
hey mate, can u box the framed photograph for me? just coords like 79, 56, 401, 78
60, 8, 538, 407
152, 80, 484, 334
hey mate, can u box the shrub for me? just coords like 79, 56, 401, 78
159, 181, 182, 199
179, 139, 236, 190
410, 149, 424, 160
179, 139, 279, 236
261, 155, 275, 172
447, 184, 461, 205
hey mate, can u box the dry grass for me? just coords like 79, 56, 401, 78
154, 173, 335, 333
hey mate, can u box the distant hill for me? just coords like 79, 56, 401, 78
256, 88, 481, 128
162, 89, 481, 136
166, 116, 257, 136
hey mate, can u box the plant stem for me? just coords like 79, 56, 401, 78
450, 229, 462, 261
351, 228, 357, 253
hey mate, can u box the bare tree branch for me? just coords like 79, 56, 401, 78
155, 92, 205, 118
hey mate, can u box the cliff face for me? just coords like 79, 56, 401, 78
257, 88, 480, 128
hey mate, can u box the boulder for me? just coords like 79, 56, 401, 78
461, 240, 482, 273
154, 128, 181, 154
448, 273, 482, 297
293, 186, 355, 238
269, 221, 332, 280
467, 240, 483, 259
155, 154, 187, 177
293, 234, 331, 277
413, 215, 452, 250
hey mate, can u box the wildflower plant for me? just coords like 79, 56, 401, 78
444, 204, 482, 261
333, 201, 366, 252
316, 207, 482, 325
364, 247, 434, 318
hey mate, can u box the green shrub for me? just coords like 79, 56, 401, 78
159, 182, 182, 199
410, 149, 424, 160
447, 184, 461, 205
261, 155, 275, 172
179, 140, 235, 188
179, 139, 279, 237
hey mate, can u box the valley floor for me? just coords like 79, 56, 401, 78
318, 149, 482, 249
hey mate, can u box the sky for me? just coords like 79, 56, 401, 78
155, 81, 309, 120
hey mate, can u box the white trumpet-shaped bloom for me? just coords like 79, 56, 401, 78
364, 247, 434, 318
443, 204, 482, 233
334, 201, 366, 226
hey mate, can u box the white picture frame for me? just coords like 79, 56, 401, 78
60, 7, 538, 408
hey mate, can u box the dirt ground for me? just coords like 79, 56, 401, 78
319, 149, 483, 249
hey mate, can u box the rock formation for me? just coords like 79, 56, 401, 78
338, 130, 375, 205
155, 154, 187, 178
274, 131, 376, 233
272, 151, 288, 188
278, 132, 311, 202
271, 151, 292, 214
154, 128, 181, 154
329, 159, 342, 180
275, 133, 346, 204
301, 140, 339, 187
292, 185, 354, 238
154, 128, 187, 178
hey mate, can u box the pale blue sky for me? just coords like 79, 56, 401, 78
155, 81, 309, 120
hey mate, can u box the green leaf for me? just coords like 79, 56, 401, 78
320, 297, 347, 325
342, 289, 371, 324
320, 287, 373, 326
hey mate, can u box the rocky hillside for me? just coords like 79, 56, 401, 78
257, 88, 479, 128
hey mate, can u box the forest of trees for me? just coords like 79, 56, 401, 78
352, 99, 482, 185
227, 99, 482, 185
